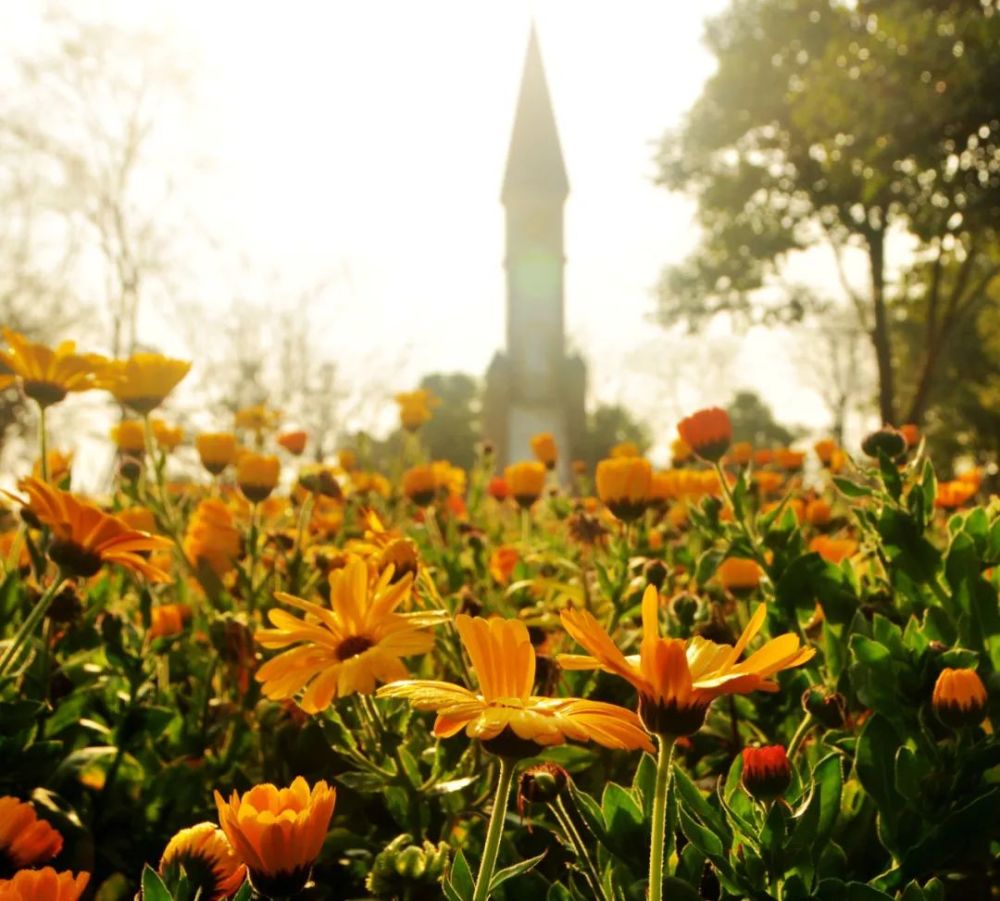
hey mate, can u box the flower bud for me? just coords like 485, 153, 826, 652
932, 667, 987, 728
741, 745, 791, 801
861, 427, 906, 460
801, 686, 846, 730
366, 834, 450, 897
516, 763, 569, 820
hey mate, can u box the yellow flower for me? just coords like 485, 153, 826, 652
234, 404, 281, 436
338, 449, 357, 471
813, 439, 838, 466
378, 615, 654, 757
0, 328, 107, 408
116, 506, 158, 534
595, 457, 651, 521
504, 461, 547, 509
610, 441, 640, 459
31, 451, 73, 488
670, 438, 693, 466
196, 433, 239, 476
394, 389, 439, 432
932, 668, 987, 728
530, 432, 558, 469
7, 478, 172, 582
236, 453, 280, 504
149, 603, 193, 640
256, 557, 439, 711
0, 797, 63, 873
184, 499, 242, 577
102, 352, 191, 414
804, 498, 832, 526
110, 420, 146, 455
716, 557, 764, 592
559, 586, 814, 737
0, 868, 89, 901
402, 465, 438, 506
214, 778, 335, 898
152, 420, 184, 452
159, 823, 246, 901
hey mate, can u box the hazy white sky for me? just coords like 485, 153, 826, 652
5, 1, 875, 461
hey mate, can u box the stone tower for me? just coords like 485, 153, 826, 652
483, 26, 586, 477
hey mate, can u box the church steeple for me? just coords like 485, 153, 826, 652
501, 25, 569, 202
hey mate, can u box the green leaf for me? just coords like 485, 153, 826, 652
893, 745, 927, 803
672, 761, 728, 841
546, 882, 574, 901
140, 866, 172, 901
833, 477, 874, 499
631, 750, 658, 818
489, 851, 546, 892
678, 807, 725, 860
230, 882, 252, 901
855, 715, 905, 853
659, 876, 703, 901
445, 849, 475, 901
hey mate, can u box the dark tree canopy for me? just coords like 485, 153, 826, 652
728, 390, 799, 448
658, 0, 1000, 427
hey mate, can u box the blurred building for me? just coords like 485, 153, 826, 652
483, 26, 586, 479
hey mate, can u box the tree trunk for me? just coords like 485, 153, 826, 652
867, 231, 896, 424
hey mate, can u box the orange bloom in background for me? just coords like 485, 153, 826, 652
504, 461, 547, 509
752, 471, 784, 496
716, 557, 764, 592
402, 465, 438, 507
277, 430, 308, 456
670, 437, 693, 466
152, 420, 184, 452
8, 478, 171, 582
394, 389, 439, 432
596, 457, 651, 521
559, 586, 814, 737
196, 433, 239, 476
116, 506, 158, 534
935, 480, 977, 510
184, 499, 242, 578
809, 535, 859, 565
677, 407, 732, 463
102, 352, 191, 414
159, 823, 246, 901
32, 451, 73, 487
763, 498, 804, 523
236, 453, 280, 504
610, 441, 640, 459
149, 604, 193, 640
256, 557, 440, 711
431, 460, 466, 497
110, 420, 146, 455
214, 778, 335, 898
350, 471, 391, 498
0, 868, 89, 901
337, 449, 358, 471
956, 468, 983, 490
378, 615, 653, 755
530, 432, 558, 469
725, 441, 753, 467
814, 439, 838, 466
235, 404, 281, 435
0, 797, 63, 872
648, 471, 674, 508
753, 449, 775, 467
489, 545, 520, 585
571, 459, 588, 477
805, 498, 832, 526
899, 423, 920, 447
0, 328, 107, 408
932, 668, 987, 728
487, 476, 509, 501
775, 448, 805, 471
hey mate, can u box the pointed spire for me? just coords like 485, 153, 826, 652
502, 24, 569, 202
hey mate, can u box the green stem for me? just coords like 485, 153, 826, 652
786, 712, 814, 759
37, 403, 49, 482
473, 756, 516, 901
0, 576, 66, 677
648, 736, 675, 901
552, 796, 607, 901
714, 461, 768, 569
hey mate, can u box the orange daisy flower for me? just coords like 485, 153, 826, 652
159, 823, 246, 900
559, 586, 814, 737
0, 797, 63, 875
0, 329, 107, 408
0, 868, 89, 901
378, 615, 654, 758
677, 407, 732, 462
7, 478, 172, 582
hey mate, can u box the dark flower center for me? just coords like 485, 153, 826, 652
48, 538, 103, 577
336, 635, 374, 661
23, 380, 67, 408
